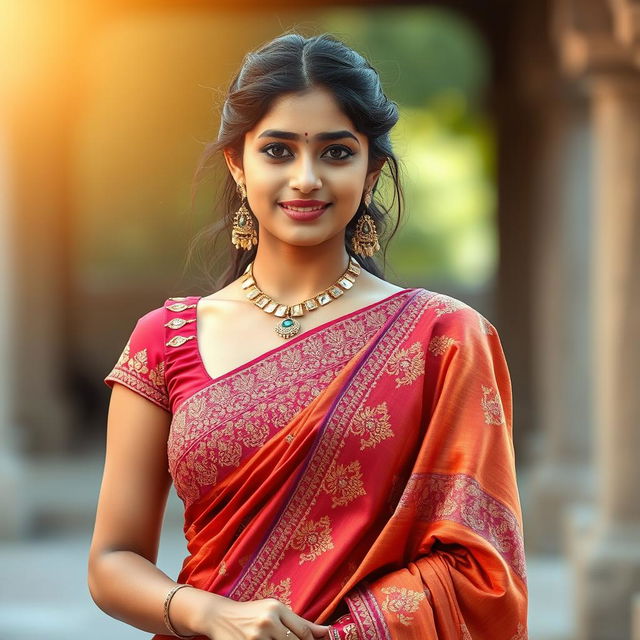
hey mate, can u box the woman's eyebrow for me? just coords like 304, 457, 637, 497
257, 129, 360, 145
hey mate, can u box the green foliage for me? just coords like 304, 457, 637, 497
321, 6, 489, 109
320, 7, 496, 289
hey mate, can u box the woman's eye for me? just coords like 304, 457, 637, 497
263, 143, 292, 159
323, 146, 353, 160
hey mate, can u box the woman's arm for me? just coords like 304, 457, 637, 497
88, 383, 331, 640
87, 382, 215, 636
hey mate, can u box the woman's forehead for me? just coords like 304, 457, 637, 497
249, 87, 358, 137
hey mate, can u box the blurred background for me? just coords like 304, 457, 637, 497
1, 0, 639, 638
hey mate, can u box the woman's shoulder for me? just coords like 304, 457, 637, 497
127, 295, 200, 344
136, 295, 200, 322
411, 287, 499, 337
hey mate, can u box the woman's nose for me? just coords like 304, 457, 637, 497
290, 156, 322, 193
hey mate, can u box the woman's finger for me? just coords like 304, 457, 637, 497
277, 626, 302, 640
278, 609, 330, 640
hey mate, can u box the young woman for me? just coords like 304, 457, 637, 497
88, 33, 528, 640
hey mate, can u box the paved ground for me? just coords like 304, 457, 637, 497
0, 454, 576, 640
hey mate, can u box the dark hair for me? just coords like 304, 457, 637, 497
189, 32, 404, 289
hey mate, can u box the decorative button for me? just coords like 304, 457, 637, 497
166, 303, 196, 312
164, 318, 195, 330
166, 335, 195, 347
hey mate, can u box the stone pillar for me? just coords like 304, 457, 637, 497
575, 69, 640, 640
524, 82, 596, 552
497, 0, 595, 554
554, 1, 640, 637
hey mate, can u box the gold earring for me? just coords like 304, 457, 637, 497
352, 193, 380, 257
231, 183, 258, 250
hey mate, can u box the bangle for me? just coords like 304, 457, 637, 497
163, 583, 196, 639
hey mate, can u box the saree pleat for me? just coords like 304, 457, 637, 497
145, 289, 526, 640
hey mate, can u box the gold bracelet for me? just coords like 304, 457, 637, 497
163, 583, 196, 639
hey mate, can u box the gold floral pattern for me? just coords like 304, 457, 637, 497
349, 402, 394, 450
254, 577, 293, 606
106, 341, 169, 410
424, 293, 469, 316
148, 361, 165, 387
397, 472, 526, 582
481, 384, 505, 425
380, 585, 426, 626
128, 347, 148, 372
385, 341, 425, 387
290, 516, 334, 564
428, 335, 457, 356
321, 460, 367, 508
478, 314, 495, 335
343, 623, 358, 640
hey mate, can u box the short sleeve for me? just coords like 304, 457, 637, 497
104, 306, 170, 412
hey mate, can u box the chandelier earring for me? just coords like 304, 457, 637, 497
231, 182, 258, 250
351, 190, 380, 257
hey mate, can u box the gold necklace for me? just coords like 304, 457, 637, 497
240, 256, 362, 339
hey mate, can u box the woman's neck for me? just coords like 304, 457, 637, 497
249, 236, 352, 305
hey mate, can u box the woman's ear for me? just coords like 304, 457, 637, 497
365, 168, 382, 195
223, 148, 245, 185
365, 158, 385, 194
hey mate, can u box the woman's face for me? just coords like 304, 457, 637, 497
225, 86, 379, 248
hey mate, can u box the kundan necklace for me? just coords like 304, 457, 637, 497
240, 256, 362, 339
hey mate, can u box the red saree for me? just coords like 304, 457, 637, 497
105, 288, 527, 639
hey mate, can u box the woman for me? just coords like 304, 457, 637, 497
88, 32, 527, 640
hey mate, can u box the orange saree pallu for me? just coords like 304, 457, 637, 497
106, 288, 527, 639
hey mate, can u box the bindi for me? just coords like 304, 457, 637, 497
304, 132, 309, 144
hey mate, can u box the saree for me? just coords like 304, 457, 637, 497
105, 288, 527, 639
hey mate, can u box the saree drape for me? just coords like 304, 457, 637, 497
105, 288, 527, 639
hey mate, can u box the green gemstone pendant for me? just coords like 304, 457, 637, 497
275, 316, 301, 339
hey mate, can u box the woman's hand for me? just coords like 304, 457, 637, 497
196, 595, 332, 640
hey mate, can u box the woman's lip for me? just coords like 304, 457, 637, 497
279, 203, 330, 221
279, 200, 329, 207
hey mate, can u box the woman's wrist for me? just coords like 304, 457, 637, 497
167, 584, 226, 637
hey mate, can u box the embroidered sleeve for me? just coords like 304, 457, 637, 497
104, 306, 170, 412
